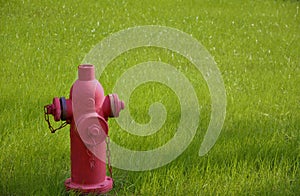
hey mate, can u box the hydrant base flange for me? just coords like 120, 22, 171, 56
64, 176, 113, 194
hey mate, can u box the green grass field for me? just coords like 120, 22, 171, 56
1, 0, 299, 195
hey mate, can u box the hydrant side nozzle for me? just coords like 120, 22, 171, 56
60, 97, 73, 121
108, 94, 125, 118
101, 94, 125, 118
101, 96, 112, 119
44, 98, 68, 133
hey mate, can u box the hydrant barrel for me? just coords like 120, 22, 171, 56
65, 64, 116, 194
68, 119, 108, 184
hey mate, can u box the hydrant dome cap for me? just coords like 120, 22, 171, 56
78, 64, 95, 81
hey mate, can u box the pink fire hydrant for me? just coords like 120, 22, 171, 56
44, 64, 124, 194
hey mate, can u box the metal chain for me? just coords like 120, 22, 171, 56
44, 105, 68, 133
106, 136, 113, 178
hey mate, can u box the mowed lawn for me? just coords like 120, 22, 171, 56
0, 0, 299, 195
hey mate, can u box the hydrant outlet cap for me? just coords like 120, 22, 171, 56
78, 64, 95, 81
52, 97, 61, 121
120, 101, 125, 110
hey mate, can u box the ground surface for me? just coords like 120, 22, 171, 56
0, 0, 299, 195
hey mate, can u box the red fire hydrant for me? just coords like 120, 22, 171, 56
44, 64, 124, 194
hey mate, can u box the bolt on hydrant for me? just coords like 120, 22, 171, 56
44, 64, 124, 194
